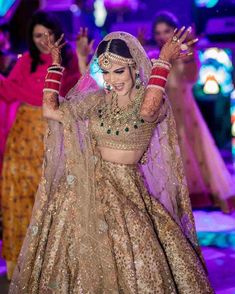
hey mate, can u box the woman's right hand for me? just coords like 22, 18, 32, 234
76, 27, 94, 58
42, 33, 66, 65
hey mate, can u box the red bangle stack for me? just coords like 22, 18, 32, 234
43, 64, 65, 95
147, 59, 171, 92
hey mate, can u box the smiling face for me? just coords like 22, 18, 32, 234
154, 22, 175, 48
101, 63, 136, 96
32, 24, 55, 54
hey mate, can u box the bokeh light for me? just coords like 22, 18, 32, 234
195, 0, 219, 8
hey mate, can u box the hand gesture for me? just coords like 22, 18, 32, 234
159, 26, 198, 62
41, 33, 66, 65
76, 27, 94, 58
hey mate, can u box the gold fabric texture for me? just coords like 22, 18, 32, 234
89, 88, 159, 151
10, 32, 213, 293
1, 104, 45, 264
96, 159, 213, 293
11, 157, 213, 293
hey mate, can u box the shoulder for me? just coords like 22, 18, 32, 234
19, 51, 31, 61
14, 51, 31, 66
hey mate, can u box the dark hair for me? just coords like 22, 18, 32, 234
152, 11, 179, 38
97, 39, 133, 59
28, 10, 71, 72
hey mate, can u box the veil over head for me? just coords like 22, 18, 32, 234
10, 32, 203, 292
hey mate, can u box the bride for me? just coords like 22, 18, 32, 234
10, 29, 213, 293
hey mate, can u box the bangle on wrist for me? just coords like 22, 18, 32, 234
147, 63, 170, 92
44, 66, 63, 94
151, 58, 172, 70
48, 64, 65, 72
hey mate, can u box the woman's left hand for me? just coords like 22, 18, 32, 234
159, 26, 198, 63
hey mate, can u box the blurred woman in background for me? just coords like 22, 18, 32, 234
0, 10, 80, 279
148, 11, 235, 212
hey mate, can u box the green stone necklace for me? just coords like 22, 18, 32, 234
97, 85, 145, 136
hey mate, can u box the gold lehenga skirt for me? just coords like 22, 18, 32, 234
10, 158, 213, 293
1, 104, 45, 273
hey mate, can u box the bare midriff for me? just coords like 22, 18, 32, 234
98, 146, 145, 164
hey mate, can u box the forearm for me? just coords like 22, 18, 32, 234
42, 65, 64, 121
140, 89, 164, 122
140, 59, 170, 122
77, 54, 88, 75
43, 91, 59, 115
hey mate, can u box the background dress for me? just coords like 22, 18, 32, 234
0, 50, 80, 278
166, 59, 235, 212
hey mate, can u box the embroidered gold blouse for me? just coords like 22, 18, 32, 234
61, 88, 168, 151
89, 89, 167, 151
90, 111, 156, 151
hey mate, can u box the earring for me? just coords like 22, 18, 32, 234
135, 71, 141, 89
104, 81, 112, 92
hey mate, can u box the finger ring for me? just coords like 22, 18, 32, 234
180, 44, 188, 51
172, 35, 179, 43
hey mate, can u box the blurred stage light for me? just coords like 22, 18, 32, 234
194, 47, 234, 156
104, 0, 138, 10
0, 0, 16, 17
195, 0, 219, 8
195, 48, 234, 97
231, 90, 235, 161
203, 76, 220, 94
94, 0, 107, 27
90, 58, 104, 87
193, 0, 235, 40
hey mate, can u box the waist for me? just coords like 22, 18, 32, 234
97, 147, 144, 165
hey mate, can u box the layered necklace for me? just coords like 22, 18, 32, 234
97, 85, 145, 136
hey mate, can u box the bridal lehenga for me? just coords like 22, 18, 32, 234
10, 32, 213, 293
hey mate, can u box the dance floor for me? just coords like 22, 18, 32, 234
195, 210, 235, 294
0, 210, 235, 293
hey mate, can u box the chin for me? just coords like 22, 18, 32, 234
38, 47, 50, 54
117, 88, 130, 96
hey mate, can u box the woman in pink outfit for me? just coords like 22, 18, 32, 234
0, 24, 18, 201
0, 10, 80, 279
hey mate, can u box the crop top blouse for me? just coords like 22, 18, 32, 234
61, 87, 168, 151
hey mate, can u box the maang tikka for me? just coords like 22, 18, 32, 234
98, 39, 135, 69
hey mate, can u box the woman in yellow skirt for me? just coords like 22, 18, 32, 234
0, 10, 80, 279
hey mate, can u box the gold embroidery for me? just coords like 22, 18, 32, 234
90, 88, 157, 151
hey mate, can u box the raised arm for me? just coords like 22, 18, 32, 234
42, 33, 66, 121
140, 26, 198, 122
76, 27, 94, 75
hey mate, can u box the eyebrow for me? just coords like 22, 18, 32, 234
114, 67, 125, 71
100, 67, 126, 73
